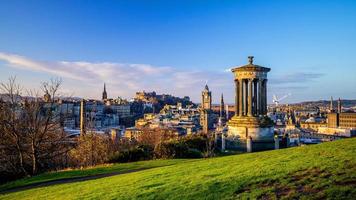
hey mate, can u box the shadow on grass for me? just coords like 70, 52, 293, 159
0, 167, 158, 195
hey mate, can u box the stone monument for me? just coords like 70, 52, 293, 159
226, 56, 274, 152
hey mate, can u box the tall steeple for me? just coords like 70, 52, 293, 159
220, 93, 225, 118
102, 83, 108, 100
330, 96, 334, 112
218, 93, 226, 127
338, 98, 342, 113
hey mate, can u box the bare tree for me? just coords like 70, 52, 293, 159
0, 76, 27, 176
68, 133, 110, 167
0, 77, 71, 177
137, 128, 177, 148
23, 78, 69, 174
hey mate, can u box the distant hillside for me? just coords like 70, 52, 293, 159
290, 99, 356, 108
1, 138, 355, 199
0, 93, 82, 102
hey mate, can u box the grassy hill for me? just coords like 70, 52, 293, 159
1, 138, 356, 200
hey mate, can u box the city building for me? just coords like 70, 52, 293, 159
129, 102, 200, 136
300, 121, 327, 132
326, 98, 356, 128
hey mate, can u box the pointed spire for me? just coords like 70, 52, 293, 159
338, 97, 342, 113
330, 96, 333, 112
220, 93, 225, 119
204, 84, 209, 91
102, 83, 108, 100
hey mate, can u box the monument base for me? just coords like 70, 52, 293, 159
226, 116, 275, 152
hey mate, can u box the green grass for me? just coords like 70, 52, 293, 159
0, 159, 188, 192
1, 138, 356, 199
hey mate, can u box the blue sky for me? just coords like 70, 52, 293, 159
0, 0, 355, 103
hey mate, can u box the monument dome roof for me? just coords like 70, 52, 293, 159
231, 56, 271, 73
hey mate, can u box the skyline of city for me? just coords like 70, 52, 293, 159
1, 0, 356, 103
1, 2, 356, 199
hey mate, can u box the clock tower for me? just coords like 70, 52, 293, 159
200, 84, 213, 133
201, 84, 211, 110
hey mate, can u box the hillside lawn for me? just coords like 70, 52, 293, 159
1, 138, 356, 199
0, 159, 188, 192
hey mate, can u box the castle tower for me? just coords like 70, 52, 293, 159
227, 56, 274, 152
102, 83, 108, 100
80, 99, 86, 135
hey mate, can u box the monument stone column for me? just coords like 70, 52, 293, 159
239, 79, 243, 116
262, 80, 267, 114
235, 80, 239, 116
253, 80, 258, 116
258, 79, 263, 115
244, 79, 248, 115
248, 79, 253, 116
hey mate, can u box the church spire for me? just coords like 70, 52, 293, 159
102, 83, 108, 100
219, 93, 226, 126
220, 93, 225, 118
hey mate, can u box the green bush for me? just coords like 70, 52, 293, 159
154, 140, 203, 159
109, 145, 153, 163
182, 136, 207, 152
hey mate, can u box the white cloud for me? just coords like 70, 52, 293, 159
0, 52, 233, 102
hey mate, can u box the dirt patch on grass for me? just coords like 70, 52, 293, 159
234, 167, 335, 199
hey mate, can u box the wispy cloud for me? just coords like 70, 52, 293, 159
269, 72, 324, 84
0, 52, 329, 103
0, 52, 232, 102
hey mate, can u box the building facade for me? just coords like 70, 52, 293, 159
328, 113, 356, 129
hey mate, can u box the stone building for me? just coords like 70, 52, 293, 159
43, 92, 51, 103
327, 99, 356, 129
300, 121, 327, 132
200, 84, 214, 133
226, 56, 274, 152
